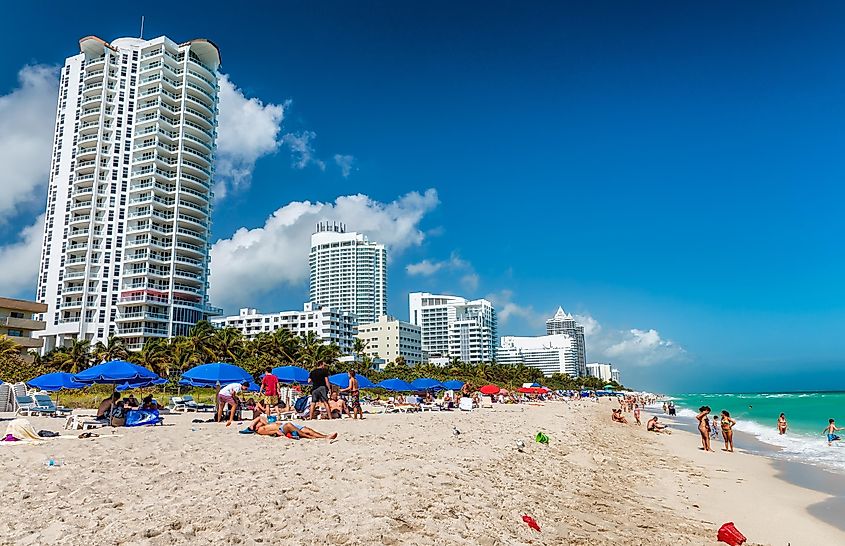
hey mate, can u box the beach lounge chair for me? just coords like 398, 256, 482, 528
64, 413, 106, 430
14, 395, 58, 417
168, 396, 194, 412
481, 396, 494, 409
182, 395, 213, 412
0, 384, 11, 412
458, 397, 474, 411
32, 394, 71, 416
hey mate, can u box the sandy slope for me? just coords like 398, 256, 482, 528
0, 400, 839, 545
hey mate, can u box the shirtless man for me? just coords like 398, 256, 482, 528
328, 391, 350, 419
96, 392, 121, 420
646, 416, 670, 433
611, 409, 628, 424
339, 370, 363, 420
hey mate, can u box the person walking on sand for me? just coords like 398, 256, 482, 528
308, 361, 332, 420
721, 410, 737, 452
777, 413, 788, 435
633, 404, 642, 425
339, 369, 364, 420
696, 406, 714, 452
823, 419, 842, 446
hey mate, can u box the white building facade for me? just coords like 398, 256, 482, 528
546, 307, 587, 376
356, 315, 423, 366
36, 35, 221, 352
498, 334, 581, 377
586, 362, 613, 382
309, 222, 387, 325
611, 368, 621, 384
210, 303, 357, 354
408, 292, 497, 364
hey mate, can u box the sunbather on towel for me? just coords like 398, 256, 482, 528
243, 416, 337, 440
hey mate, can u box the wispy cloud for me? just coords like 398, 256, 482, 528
334, 154, 355, 177
485, 289, 546, 329
214, 74, 286, 199
0, 65, 58, 222
406, 252, 471, 276
0, 214, 45, 298
282, 130, 326, 171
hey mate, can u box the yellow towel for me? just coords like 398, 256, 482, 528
4, 418, 42, 441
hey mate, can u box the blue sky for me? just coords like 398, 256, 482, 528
1, 1, 844, 392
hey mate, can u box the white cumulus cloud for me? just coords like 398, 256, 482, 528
282, 130, 325, 171
486, 289, 546, 328
0, 65, 58, 222
214, 74, 286, 199
406, 252, 471, 276
0, 214, 45, 298
333, 154, 355, 177
574, 313, 686, 367
209, 189, 439, 310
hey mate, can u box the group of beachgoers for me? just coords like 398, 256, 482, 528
695, 406, 737, 452
95, 392, 163, 426
610, 394, 670, 434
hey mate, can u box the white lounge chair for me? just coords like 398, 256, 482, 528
64, 413, 105, 430
182, 395, 213, 412
168, 396, 194, 412
481, 396, 494, 409
458, 397, 474, 411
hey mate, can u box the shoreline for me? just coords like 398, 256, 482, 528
655, 407, 845, 535
2, 400, 843, 544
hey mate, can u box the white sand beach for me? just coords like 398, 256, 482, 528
1, 399, 842, 545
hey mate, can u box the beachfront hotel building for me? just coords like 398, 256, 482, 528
497, 334, 581, 377
586, 362, 613, 382
611, 368, 621, 384
546, 307, 587, 376
210, 303, 357, 353
408, 292, 497, 364
356, 315, 423, 366
0, 297, 48, 354
35, 35, 221, 352
309, 222, 387, 325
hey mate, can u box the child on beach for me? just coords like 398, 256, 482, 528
710, 415, 721, 441
696, 406, 714, 452
721, 410, 736, 452
823, 419, 842, 446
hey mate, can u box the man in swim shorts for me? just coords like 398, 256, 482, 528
242, 415, 337, 440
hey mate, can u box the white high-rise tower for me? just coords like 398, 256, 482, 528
36, 35, 221, 352
309, 222, 387, 324
546, 306, 587, 376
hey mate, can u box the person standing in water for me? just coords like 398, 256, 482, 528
777, 413, 788, 435
696, 406, 714, 452
721, 410, 737, 452
824, 419, 842, 446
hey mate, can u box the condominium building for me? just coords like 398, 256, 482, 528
611, 368, 621, 384
408, 292, 497, 364
498, 334, 580, 377
210, 303, 357, 353
586, 362, 613, 382
356, 315, 423, 366
36, 35, 221, 352
546, 307, 587, 376
0, 297, 48, 353
309, 222, 387, 325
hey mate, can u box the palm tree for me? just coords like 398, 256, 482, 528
132, 338, 170, 377
169, 337, 201, 375
0, 335, 20, 363
187, 320, 216, 361
53, 338, 91, 374
352, 337, 368, 365
210, 327, 244, 363
298, 331, 324, 368
93, 336, 128, 363
271, 327, 302, 364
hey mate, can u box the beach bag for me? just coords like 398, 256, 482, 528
125, 409, 162, 427
294, 396, 309, 414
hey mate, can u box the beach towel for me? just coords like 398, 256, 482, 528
125, 409, 163, 427
4, 419, 42, 441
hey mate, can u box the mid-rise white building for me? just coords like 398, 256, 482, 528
611, 368, 621, 384
409, 292, 496, 364
36, 35, 221, 352
546, 307, 587, 376
309, 222, 387, 325
498, 334, 581, 377
356, 315, 423, 366
210, 303, 357, 353
586, 362, 613, 382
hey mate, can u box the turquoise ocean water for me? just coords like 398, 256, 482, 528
664, 392, 845, 473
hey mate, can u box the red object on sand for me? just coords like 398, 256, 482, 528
522, 515, 541, 532
480, 384, 500, 395
717, 522, 746, 545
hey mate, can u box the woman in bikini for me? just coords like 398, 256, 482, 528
777, 413, 788, 435
696, 406, 714, 452
721, 410, 737, 452
243, 415, 338, 440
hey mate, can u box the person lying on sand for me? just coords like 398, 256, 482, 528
611, 409, 628, 424
646, 416, 670, 433
243, 416, 337, 440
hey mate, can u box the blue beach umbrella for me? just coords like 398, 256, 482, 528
28, 372, 85, 392
329, 372, 376, 390
179, 362, 253, 387
271, 365, 309, 384
74, 360, 160, 385
410, 378, 443, 391
378, 378, 414, 392
115, 376, 168, 391
442, 380, 464, 390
